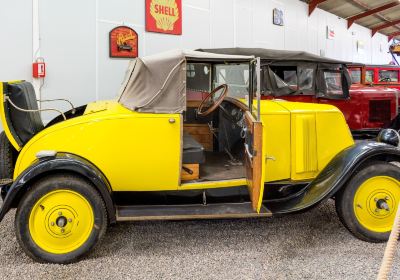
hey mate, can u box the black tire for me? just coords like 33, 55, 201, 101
335, 162, 400, 243
15, 174, 108, 264
0, 131, 17, 179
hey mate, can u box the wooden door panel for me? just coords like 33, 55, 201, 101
244, 111, 264, 211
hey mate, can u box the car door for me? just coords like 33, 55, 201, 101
244, 58, 265, 212
244, 111, 264, 212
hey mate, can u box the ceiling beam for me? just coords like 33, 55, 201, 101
347, 1, 400, 29
308, 0, 327, 16
388, 31, 400, 42
372, 18, 400, 36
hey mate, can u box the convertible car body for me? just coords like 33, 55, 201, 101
0, 50, 399, 263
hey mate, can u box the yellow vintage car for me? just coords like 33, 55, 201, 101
0, 50, 399, 264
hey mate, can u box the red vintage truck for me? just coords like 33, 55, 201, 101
200, 48, 399, 139
348, 64, 400, 91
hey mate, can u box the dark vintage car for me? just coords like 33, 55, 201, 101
199, 48, 399, 139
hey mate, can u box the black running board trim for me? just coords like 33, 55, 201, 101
116, 202, 272, 221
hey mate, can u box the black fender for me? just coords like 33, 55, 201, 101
265, 141, 400, 214
0, 153, 116, 223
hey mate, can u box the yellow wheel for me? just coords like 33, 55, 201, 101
29, 190, 94, 254
336, 162, 400, 242
354, 176, 400, 233
15, 174, 107, 263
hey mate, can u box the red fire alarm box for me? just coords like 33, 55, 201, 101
33, 61, 46, 78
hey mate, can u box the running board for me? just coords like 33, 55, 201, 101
116, 202, 272, 221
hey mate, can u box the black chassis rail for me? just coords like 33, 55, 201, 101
0, 153, 116, 223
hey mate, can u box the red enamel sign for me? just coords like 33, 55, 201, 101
146, 0, 182, 35
109, 26, 138, 58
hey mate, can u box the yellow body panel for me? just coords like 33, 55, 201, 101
0, 82, 23, 151
259, 102, 291, 182
9, 97, 354, 192
259, 100, 354, 182
15, 101, 182, 191
291, 113, 318, 180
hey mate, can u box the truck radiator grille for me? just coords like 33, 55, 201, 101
369, 100, 391, 123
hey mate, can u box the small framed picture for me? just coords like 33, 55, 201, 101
273, 8, 284, 26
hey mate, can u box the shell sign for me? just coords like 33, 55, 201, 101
146, 0, 182, 35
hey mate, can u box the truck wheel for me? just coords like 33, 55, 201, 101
335, 162, 400, 242
0, 132, 17, 179
15, 174, 108, 263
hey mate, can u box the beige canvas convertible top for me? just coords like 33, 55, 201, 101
118, 49, 254, 113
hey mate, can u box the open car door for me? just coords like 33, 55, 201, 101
244, 58, 265, 212
244, 111, 264, 212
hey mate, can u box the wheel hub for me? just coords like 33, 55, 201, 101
367, 191, 395, 218
46, 207, 76, 236
376, 199, 390, 212
56, 216, 67, 227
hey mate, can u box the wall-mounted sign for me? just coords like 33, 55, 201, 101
326, 26, 335, 40
109, 26, 138, 58
146, 0, 182, 35
273, 8, 284, 26
357, 40, 365, 54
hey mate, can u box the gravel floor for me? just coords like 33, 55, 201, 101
0, 200, 399, 280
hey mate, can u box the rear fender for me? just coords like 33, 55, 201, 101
265, 141, 400, 214
0, 153, 116, 223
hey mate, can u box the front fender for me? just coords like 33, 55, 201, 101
265, 141, 400, 214
0, 153, 116, 223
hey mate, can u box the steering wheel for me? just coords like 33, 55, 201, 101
379, 77, 391, 82
197, 84, 228, 117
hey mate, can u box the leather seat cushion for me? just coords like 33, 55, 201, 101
182, 133, 205, 164
7, 82, 44, 144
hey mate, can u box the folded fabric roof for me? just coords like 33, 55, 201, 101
198, 48, 349, 64
118, 49, 253, 113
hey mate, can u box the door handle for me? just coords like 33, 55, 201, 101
244, 143, 253, 161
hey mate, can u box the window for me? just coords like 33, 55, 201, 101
186, 63, 211, 92
213, 63, 250, 98
324, 71, 343, 97
269, 65, 315, 94
271, 66, 297, 91
378, 70, 399, 82
366, 70, 374, 83
282, 70, 297, 88
349, 68, 361, 84
298, 68, 314, 90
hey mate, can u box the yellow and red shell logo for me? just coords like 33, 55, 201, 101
146, 0, 182, 35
